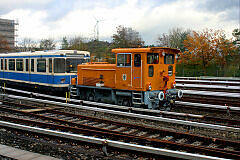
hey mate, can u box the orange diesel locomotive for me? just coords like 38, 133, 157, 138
70, 47, 183, 109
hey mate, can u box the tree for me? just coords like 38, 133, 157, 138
0, 34, 11, 53
156, 33, 170, 47
112, 25, 144, 48
180, 29, 236, 75
87, 40, 112, 61
68, 36, 88, 51
61, 36, 69, 49
19, 38, 38, 51
232, 28, 240, 48
39, 38, 56, 50
157, 28, 191, 52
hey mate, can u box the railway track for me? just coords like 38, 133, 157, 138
1, 87, 240, 134
176, 77, 240, 107
176, 76, 240, 83
1, 93, 240, 134
0, 98, 240, 159
3, 99, 239, 128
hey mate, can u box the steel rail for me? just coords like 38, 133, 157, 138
1, 100, 239, 145
183, 90, 240, 98
0, 120, 230, 160
176, 76, 240, 81
2, 86, 238, 117
1, 87, 205, 117
175, 79, 240, 85
2, 94, 240, 133
175, 101, 240, 111
177, 83, 240, 90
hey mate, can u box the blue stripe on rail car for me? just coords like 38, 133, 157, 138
0, 55, 64, 58
0, 71, 76, 85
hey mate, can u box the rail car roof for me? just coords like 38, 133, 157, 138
112, 47, 180, 54
0, 50, 90, 58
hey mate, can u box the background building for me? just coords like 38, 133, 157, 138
0, 18, 17, 50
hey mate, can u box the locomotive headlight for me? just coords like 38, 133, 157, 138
149, 85, 152, 91
148, 82, 152, 91
173, 83, 176, 88
162, 52, 165, 56
173, 82, 176, 88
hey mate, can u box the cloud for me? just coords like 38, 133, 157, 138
0, 0, 50, 15
1, 0, 238, 45
195, 0, 238, 12
194, 0, 239, 21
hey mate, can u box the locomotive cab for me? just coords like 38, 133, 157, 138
112, 47, 182, 109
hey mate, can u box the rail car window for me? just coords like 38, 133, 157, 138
147, 53, 159, 64
66, 58, 84, 72
117, 54, 131, 67
134, 54, 141, 67
164, 54, 174, 64
149, 65, 154, 77
0, 59, 3, 70
31, 59, 34, 72
16, 59, 23, 71
37, 59, 46, 72
54, 58, 65, 73
5, 59, 7, 70
49, 58, 52, 73
9, 59, 15, 71
25, 59, 29, 72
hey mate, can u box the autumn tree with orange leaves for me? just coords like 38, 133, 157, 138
179, 29, 236, 75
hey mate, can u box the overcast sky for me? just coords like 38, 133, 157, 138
0, 0, 239, 45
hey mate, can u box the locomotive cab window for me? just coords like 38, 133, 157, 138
147, 53, 159, 64
37, 59, 46, 72
117, 54, 131, 67
9, 59, 15, 71
149, 65, 154, 77
16, 59, 23, 71
164, 54, 174, 64
134, 54, 141, 67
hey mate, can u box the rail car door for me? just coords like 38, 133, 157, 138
132, 53, 142, 89
115, 53, 132, 90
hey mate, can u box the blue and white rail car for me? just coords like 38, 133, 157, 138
0, 50, 90, 94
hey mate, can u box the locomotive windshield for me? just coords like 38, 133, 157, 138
66, 58, 86, 72
164, 54, 174, 64
147, 53, 159, 64
54, 58, 89, 73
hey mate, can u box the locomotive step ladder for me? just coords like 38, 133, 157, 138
70, 86, 77, 97
132, 91, 143, 105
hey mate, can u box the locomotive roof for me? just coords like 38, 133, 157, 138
112, 47, 180, 54
0, 50, 90, 57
